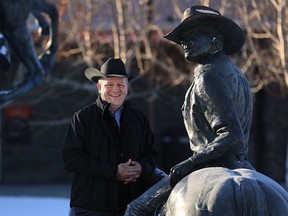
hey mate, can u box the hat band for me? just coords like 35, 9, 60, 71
195, 8, 219, 15
105, 74, 127, 78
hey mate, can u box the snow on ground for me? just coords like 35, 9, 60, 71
0, 196, 70, 216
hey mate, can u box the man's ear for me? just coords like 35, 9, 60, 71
96, 83, 101, 92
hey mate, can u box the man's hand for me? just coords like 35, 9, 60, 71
169, 158, 194, 187
117, 159, 142, 184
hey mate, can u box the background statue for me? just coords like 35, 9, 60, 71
0, 32, 10, 72
0, 0, 58, 105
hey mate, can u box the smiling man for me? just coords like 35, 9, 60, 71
63, 58, 166, 216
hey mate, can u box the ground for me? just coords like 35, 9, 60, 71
0, 184, 70, 216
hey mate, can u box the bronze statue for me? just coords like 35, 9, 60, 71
0, 0, 58, 105
124, 5, 288, 216
166, 5, 254, 187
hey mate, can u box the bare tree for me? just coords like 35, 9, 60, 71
55, 0, 193, 92
1, 0, 285, 100
239, 0, 287, 95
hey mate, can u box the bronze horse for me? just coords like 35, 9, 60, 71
0, 0, 58, 105
161, 167, 288, 216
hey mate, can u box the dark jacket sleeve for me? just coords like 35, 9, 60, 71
62, 110, 117, 180
139, 117, 159, 177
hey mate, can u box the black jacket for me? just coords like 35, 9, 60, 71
63, 96, 159, 212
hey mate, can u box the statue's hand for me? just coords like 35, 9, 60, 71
169, 158, 194, 187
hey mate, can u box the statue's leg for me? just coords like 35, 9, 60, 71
155, 202, 167, 216
4, 25, 44, 81
32, 0, 59, 72
125, 176, 172, 216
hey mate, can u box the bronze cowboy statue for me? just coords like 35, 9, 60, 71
124, 5, 288, 216
0, 0, 58, 105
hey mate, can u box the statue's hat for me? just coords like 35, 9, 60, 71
164, 5, 245, 54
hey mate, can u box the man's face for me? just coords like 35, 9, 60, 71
180, 27, 215, 62
97, 77, 128, 112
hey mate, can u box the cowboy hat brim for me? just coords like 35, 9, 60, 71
84, 67, 139, 83
164, 14, 245, 54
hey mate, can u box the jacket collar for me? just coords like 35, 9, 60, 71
95, 96, 126, 116
194, 51, 226, 78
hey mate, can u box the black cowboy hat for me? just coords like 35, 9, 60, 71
164, 5, 245, 54
84, 58, 139, 83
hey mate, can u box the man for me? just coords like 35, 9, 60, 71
63, 58, 166, 216
125, 5, 255, 215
